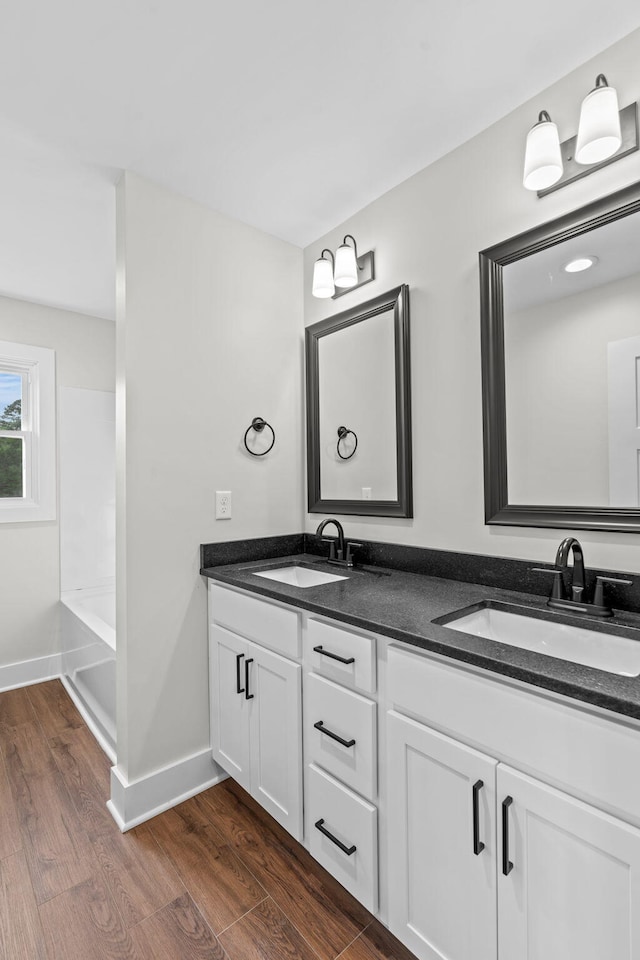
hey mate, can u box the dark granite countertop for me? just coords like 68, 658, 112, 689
201, 554, 640, 722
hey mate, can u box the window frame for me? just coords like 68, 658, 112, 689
0, 340, 56, 522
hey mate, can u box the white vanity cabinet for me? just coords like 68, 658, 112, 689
208, 584, 303, 839
386, 644, 640, 960
208, 576, 640, 960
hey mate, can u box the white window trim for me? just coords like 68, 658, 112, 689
0, 340, 56, 522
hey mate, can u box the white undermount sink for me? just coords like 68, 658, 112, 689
441, 604, 640, 677
254, 565, 348, 588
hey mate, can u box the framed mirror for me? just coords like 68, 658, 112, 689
306, 284, 412, 517
480, 181, 640, 533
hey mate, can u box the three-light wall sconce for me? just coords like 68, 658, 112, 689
523, 74, 639, 197
312, 235, 375, 299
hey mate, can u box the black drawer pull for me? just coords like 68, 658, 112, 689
235, 653, 245, 694
314, 819, 356, 856
472, 780, 485, 855
313, 645, 355, 665
502, 796, 513, 876
244, 658, 254, 700
313, 721, 356, 748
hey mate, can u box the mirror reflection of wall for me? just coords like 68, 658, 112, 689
502, 210, 640, 509
318, 308, 397, 502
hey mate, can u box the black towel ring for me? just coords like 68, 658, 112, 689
337, 426, 358, 460
244, 417, 275, 456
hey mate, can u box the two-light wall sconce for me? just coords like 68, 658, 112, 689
312, 235, 375, 299
523, 74, 639, 197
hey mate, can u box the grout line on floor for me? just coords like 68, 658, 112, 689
334, 921, 373, 959
216, 894, 270, 935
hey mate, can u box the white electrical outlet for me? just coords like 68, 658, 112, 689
215, 490, 232, 519
362, 487, 372, 500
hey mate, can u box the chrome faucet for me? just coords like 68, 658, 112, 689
315, 518, 361, 568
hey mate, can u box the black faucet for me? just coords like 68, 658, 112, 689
315, 519, 361, 568
533, 536, 632, 618
555, 537, 586, 602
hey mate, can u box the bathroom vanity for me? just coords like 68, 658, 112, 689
203, 553, 640, 960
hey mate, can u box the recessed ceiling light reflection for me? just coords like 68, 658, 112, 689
563, 256, 599, 273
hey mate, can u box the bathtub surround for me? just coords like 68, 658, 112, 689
115, 172, 304, 790
60, 387, 115, 592
303, 26, 640, 575
0, 296, 115, 677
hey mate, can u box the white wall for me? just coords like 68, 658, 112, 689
116, 172, 303, 783
60, 387, 115, 591
319, 307, 397, 501
0, 296, 115, 668
304, 27, 640, 574
505, 272, 640, 506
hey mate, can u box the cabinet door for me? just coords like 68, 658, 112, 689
498, 765, 640, 960
247, 639, 303, 840
210, 625, 251, 792
387, 711, 498, 960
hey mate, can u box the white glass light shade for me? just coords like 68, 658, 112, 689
523, 118, 563, 191
334, 242, 358, 288
312, 257, 335, 298
575, 83, 621, 165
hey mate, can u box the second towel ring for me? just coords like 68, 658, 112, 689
244, 417, 275, 456
337, 426, 358, 460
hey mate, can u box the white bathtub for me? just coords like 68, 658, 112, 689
60, 585, 116, 761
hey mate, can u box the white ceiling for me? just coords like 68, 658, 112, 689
504, 212, 640, 312
1, 0, 640, 321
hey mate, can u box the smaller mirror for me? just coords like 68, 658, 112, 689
306, 285, 412, 517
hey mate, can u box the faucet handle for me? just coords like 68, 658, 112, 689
531, 567, 566, 601
593, 575, 632, 608
320, 537, 337, 561
345, 541, 363, 567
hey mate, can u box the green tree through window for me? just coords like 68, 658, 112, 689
0, 399, 23, 497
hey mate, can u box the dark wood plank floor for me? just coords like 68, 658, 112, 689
0, 680, 414, 960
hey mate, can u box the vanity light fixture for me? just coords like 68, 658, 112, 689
563, 256, 598, 273
523, 74, 638, 198
311, 235, 375, 299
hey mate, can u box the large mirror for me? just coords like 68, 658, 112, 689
306, 285, 412, 517
480, 181, 640, 533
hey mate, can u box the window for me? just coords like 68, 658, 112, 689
0, 340, 55, 522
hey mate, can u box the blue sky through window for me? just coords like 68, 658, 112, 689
0, 373, 21, 416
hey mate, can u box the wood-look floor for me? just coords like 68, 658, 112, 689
0, 680, 414, 960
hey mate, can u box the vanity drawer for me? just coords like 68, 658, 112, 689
306, 763, 378, 913
305, 673, 377, 801
306, 618, 376, 693
210, 583, 300, 659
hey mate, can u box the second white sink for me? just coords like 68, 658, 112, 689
254, 565, 348, 588
440, 604, 640, 677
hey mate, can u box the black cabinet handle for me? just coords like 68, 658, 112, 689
235, 653, 245, 694
313, 645, 355, 665
502, 796, 514, 875
472, 780, 485, 856
244, 658, 254, 700
314, 819, 356, 856
313, 721, 356, 748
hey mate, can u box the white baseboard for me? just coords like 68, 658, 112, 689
0, 653, 62, 692
108, 748, 228, 832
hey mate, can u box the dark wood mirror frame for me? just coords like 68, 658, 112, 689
479, 180, 640, 534
306, 284, 413, 517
